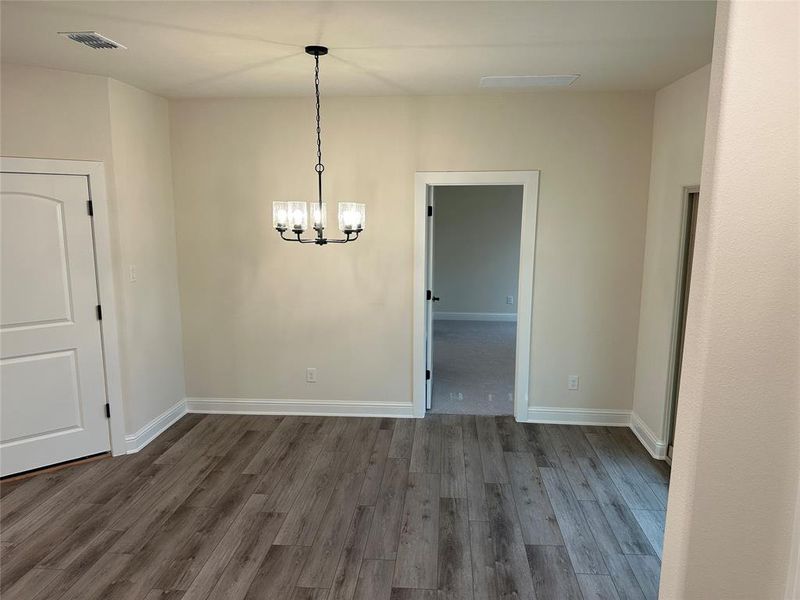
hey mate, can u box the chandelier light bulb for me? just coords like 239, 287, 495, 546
287, 202, 308, 232
338, 202, 366, 233
311, 202, 327, 230
272, 201, 289, 231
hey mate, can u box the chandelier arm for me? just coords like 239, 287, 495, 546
325, 231, 359, 244
279, 231, 317, 243
279, 231, 359, 244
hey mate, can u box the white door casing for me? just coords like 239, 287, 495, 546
413, 171, 540, 420
1, 158, 125, 474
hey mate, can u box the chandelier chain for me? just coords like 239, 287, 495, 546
315, 55, 323, 174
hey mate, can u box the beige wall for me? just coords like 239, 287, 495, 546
0, 64, 186, 436
632, 65, 711, 445
432, 185, 522, 317
660, 1, 800, 598
108, 79, 186, 434
170, 92, 654, 412
0, 64, 114, 165
0, 65, 659, 425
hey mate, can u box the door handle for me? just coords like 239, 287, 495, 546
432, 296, 440, 302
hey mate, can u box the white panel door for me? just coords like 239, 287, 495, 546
1, 172, 110, 476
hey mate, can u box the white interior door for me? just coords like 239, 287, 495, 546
425, 187, 435, 410
1, 172, 110, 476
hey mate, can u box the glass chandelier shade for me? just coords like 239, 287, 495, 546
272, 45, 364, 246
338, 203, 366, 233
273, 201, 365, 235
289, 202, 308, 232
311, 201, 327, 230
272, 202, 289, 231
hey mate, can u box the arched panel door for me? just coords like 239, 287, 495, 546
1, 172, 110, 476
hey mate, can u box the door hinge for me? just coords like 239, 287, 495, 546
105, 403, 111, 418
87, 200, 94, 216
96, 304, 103, 320
426, 369, 431, 380
426, 289, 432, 301
427, 205, 433, 217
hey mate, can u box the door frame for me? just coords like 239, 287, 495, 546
662, 185, 700, 461
1, 157, 126, 456
424, 186, 435, 411
413, 170, 540, 420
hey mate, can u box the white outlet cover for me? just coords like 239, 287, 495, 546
568, 375, 580, 391
306, 368, 317, 383
506, 295, 514, 305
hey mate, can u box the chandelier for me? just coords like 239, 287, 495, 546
272, 45, 365, 245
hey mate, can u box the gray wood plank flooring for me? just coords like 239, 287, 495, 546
0, 416, 668, 599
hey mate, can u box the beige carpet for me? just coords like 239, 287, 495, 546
430, 319, 515, 415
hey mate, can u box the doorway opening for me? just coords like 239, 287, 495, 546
413, 171, 540, 420
428, 185, 523, 415
664, 186, 700, 462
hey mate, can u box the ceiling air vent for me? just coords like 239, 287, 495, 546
480, 75, 580, 88
58, 31, 127, 50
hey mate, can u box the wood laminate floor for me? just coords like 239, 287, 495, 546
0, 414, 670, 600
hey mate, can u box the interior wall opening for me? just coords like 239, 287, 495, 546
427, 185, 523, 416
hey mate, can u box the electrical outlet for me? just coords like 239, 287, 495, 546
306, 367, 317, 383
129, 264, 137, 282
506, 295, 514, 305
568, 375, 580, 391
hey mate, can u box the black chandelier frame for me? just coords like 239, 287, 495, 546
275, 45, 361, 245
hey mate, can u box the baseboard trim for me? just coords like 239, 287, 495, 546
125, 399, 187, 454
524, 406, 631, 426
630, 412, 668, 460
123, 398, 660, 460
185, 397, 416, 419
434, 312, 517, 322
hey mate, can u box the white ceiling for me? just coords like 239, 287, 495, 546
0, 1, 716, 98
